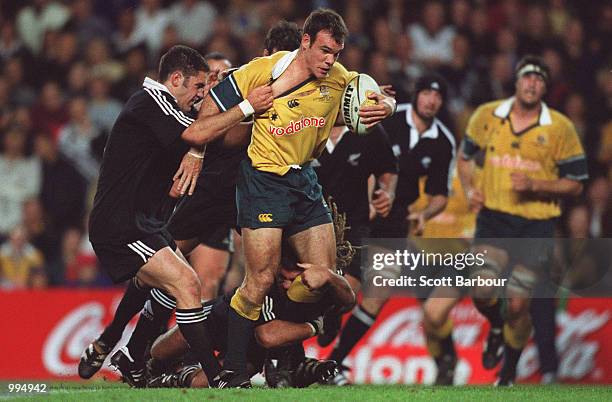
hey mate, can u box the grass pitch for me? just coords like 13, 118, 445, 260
1, 382, 610, 402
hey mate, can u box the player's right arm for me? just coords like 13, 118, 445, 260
459, 105, 488, 212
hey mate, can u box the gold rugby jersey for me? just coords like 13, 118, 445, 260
463, 97, 588, 220
209, 50, 358, 175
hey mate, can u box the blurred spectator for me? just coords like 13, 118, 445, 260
549, 0, 571, 37
87, 76, 121, 133
132, 0, 171, 61
0, 20, 29, 63
61, 227, 108, 287
344, 3, 370, 50
3, 57, 37, 107
518, 4, 553, 56
15, 0, 70, 55
542, 47, 569, 110
168, 0, 217, 48
0, 225, 46, 289
372, 17, 394, 56
470, 52, 513, 105
467, 6, 494, 65
408, 0, 456, 68
85, 37, 124, 84
66, 62, 90, 98
450, 0, 472, 33
21, 198, 62, 285
112, 46, 148, 101
65, 0, 111, 46
34, 134, 87, 234
563, 92, 588, 142
112, 8, 142, 55
566, 204, 591, 238
487, 0, 523, 34
35, 31, 79, 88
57, 96, 104, 184
494, 26, 519, 69
30, 81, 68, 140
437, 32, 478, 117
0, 128, 41, 237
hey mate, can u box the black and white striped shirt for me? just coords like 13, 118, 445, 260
90, 77, 192, 244
381, 102, 456, 209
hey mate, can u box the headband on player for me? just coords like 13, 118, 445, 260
516, 63, 549, 84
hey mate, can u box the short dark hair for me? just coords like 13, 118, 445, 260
204, 51, 229, 62
158, 45, 208, 82
515, 55, 550, 85
303, 8, 348, 45
264, 20, 301, 53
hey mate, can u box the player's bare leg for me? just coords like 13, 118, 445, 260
112, 248, 221, 386
470, 244, 509, 370
496, 265, 536, 386
287, 223, 336, 271
423, 288, 462, 385
189, 244, 231, 300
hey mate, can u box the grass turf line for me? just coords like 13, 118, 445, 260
1, 382, 610, 402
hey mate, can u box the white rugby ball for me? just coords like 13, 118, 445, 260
341, 73, 381, 135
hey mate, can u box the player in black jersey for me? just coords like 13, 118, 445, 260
322, 73, 457, 385
83, 44, 275, 388
313, 124, 397, 349
79, 25, 302, 386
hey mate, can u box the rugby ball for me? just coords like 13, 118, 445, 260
341, 73, 381, 135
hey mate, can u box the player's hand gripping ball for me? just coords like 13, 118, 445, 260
342, 73, 382, 135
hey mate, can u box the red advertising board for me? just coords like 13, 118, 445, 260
1, 290, 610, 383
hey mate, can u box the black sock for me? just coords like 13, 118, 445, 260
99, 278, 149, 347
329, 305, 376, 364
437, 334, 457, 363
223, 308, 255, 375
125, 288, 175, 364
501, 344, 522, 377
476, 299, 504, 329
175, 307, 222, 381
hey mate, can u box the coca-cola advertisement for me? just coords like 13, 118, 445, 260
1, 290, 611, 383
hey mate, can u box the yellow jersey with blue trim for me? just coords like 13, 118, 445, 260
209, 50, 358, 175
462, 97, 588, 220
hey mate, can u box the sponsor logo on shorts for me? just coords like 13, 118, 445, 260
268, 116, 326, 137
258, 213, 273, 222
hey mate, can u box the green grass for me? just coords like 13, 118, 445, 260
0, 382, 610, 401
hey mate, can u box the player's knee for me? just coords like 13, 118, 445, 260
506, 297, 529, 320
173, 270, 201, 302
423, 305, 448, 330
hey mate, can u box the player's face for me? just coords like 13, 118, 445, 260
206, 58, 232, 88
515, 72, 546, 108
303, 30, 344, 79
174, 70, 207, 112
415, 89, 443, 120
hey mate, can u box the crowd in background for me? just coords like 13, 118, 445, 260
0, 0, 610, 289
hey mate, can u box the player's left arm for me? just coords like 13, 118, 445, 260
255, 320, 321, 349
512, 122, 588, 196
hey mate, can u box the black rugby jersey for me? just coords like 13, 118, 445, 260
89, 78, 192, 244
313, 125, 398, 227
381, 103, 456, 211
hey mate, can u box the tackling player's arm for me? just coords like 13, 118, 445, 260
255, 319, 321, 349
297, 262, 355, 313
181, 87, 272, 146
371, 172, 397, 218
